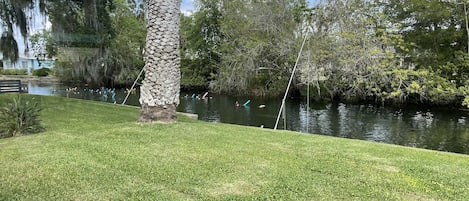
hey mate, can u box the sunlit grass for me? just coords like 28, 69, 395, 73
0, 94, 468, 200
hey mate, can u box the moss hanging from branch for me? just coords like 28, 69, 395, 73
0, 0, 35, 63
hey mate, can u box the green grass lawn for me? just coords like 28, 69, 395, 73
0, 94, 468, 200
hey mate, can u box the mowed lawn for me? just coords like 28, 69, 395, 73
0, 94, 468, 200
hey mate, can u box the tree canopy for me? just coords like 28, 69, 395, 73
180, 0, 469, 107
1, 0, 469, 107
0, 0, 36, 63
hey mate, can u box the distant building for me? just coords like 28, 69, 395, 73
0, 53, 54, 75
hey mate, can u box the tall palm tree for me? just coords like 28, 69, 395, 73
139, 0, 181, 123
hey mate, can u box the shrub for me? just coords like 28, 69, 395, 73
0, 97, 44, 138
463, 96, 469, 109
0, 69, 28, 75
33, 68, 51, 77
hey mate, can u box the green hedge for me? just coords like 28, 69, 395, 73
0, 69, 27, 75
33, 68, 51, 77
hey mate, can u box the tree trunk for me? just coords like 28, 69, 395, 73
139, 0, 181, 123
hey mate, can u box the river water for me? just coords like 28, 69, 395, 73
27, 82, 469, 154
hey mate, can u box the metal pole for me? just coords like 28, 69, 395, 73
306, 64, 310, 133
283, 100, 287, 130
465, 3, 469, 54
274, 33, 309, 130
122, 67, 145, 105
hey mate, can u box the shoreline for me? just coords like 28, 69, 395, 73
0, 75, 60, 84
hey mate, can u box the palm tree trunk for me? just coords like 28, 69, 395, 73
139, 0, 181, 123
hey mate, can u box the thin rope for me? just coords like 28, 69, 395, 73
274, 33, 309, 130
121, 67, 145, 105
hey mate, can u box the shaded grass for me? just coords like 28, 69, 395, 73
0, 94, 468, 200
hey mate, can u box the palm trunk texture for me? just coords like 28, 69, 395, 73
139, 0, 181, 123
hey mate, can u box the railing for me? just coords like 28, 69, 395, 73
0, 80, 27, 93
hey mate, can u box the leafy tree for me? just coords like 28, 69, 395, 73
297, 0, 469, 107
44, 0, 116, 86
384, 0, 467, 81
0, 0, 36, 63
35, 0, 146, 87
381, 0, 469, 106
180, 0, 222, 89
214, 0, 306, 96
299, 0, 400, 102
1, 0, 116, 68
29, 30, 56, 67
45, 0, 114, 48
104, 0, 146, 86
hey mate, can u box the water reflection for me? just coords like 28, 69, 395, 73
293, 102, 468, 154
27, 82, 141, 106
23, 83, 469, 154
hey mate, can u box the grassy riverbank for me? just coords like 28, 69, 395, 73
0, 94, 468, 200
